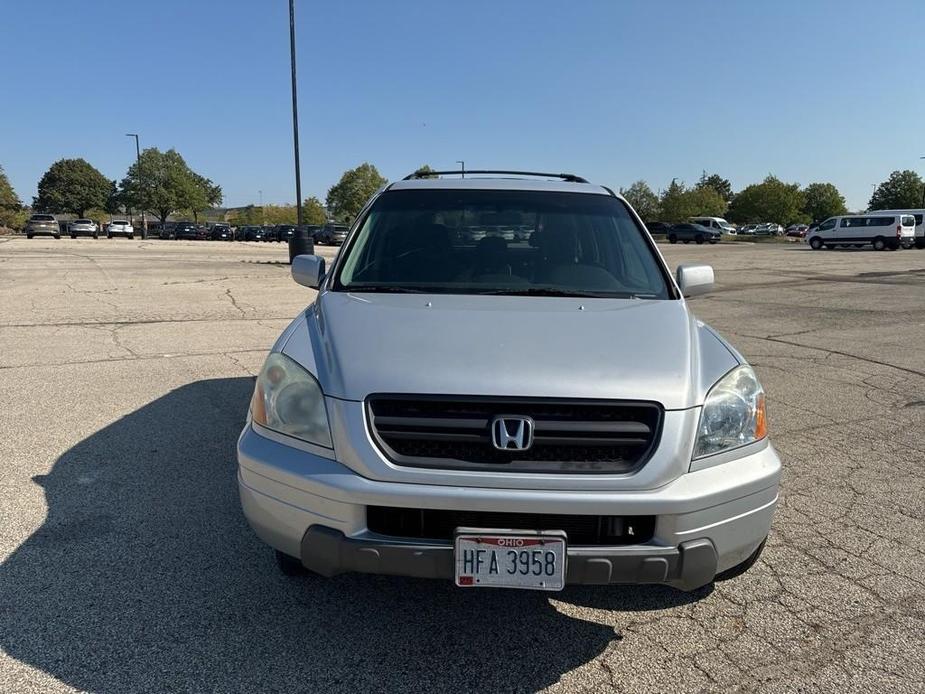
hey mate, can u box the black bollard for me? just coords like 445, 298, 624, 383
288, 226, 315, 264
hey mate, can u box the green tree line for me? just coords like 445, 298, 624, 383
622, 172, 855, 226
4, 156, 922, 232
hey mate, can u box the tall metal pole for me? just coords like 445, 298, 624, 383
920, 157, 925, 208
126, 133, 146, 238
289, 0, 303, 225
456, 160, 465, 179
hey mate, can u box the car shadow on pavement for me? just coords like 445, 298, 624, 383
0, 378, 704, 693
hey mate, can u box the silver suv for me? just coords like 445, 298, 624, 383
237, 171, 780, 592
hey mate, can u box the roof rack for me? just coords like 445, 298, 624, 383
402, 169, 589, 183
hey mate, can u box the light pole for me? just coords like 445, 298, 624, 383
920, 156, 925, 207
125, 133, 147, 238
456, 160, 465, 178
288, 0, 303, 225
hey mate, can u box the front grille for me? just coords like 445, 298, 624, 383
366, 395, 662, 473
366, 506, 655, 546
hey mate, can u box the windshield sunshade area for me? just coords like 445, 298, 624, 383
335, 189, 674, 299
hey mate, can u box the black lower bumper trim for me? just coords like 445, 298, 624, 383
299, 526, 717, 591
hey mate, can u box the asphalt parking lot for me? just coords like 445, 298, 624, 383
1, 237, 923, 693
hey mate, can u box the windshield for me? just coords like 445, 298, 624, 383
335, 189, 673, 299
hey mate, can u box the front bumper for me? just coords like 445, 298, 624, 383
237, 425, 780, 590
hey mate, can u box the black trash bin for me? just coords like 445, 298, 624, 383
288, 226, 315, 264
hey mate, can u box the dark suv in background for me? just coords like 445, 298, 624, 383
275, 225, 297, 243
240, 225, 265, 242
174, 222, 206, 240
210, 223, 233, 241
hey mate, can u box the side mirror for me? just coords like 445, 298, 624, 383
292, 254, 326, 289
676, 263, 714, 297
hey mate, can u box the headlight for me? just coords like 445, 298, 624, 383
250, 352, 332, 448
693, 365, 767, 458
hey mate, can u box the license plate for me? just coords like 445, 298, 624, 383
454, 529, 566, 591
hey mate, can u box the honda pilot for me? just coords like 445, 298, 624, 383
237, 171, 781, 591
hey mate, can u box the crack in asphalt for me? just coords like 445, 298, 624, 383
0, 348, 269, 370
732, 332, 925, 379
0, 316, 296, 329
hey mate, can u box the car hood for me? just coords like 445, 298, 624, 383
283, 292, 741, 410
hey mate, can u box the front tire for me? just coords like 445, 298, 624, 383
54, 234, 61, 239
873, 237, 886, 251
715, 538, 767, 582
275, 550, 309, 576
695, 234, 704, 244
668, 234, 677, 244
809, 237, 823, 250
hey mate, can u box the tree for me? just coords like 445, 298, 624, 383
119, 148, 221, 225
302, 196, 327, 225
104, 180, 123, 216
620, 180, 660, 221
0, 165, 27, 230
263, 204, 298, 225
869, 170, 925, 210
33, 158, 111, 217
227, 205, 264, 227
326, 163, 387, 223
697, 172, 733, 203
413, 164, 438, 179
658, 179, 727, 222
802, 182, 847, 222
727, 175, 807, 225
180, 172, 223, 221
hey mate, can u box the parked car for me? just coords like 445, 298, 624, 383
106, 220, 134, 239
754, 223, 784, 236
738, 224, 758, 235
239, 170, 780, 591
240, 225, 265, 242
261, 225, 278, 242
785, 224, 808, 238
807, 213, 916, 251
210, 223, 233, 241
174, 222, 206, 240
68, 219, 99, 239
646, 221, 672, 236
25, 214, 60, 239
689, 217, 736, 235
275, 225, 297, 244
157, 223, 176, 239
667, 223, 721, 244
314, 223, 350, 245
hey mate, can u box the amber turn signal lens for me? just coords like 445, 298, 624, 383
250, 381, 267, 426
755, 393, 767, 440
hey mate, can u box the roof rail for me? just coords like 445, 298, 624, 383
402, 169, 589, 183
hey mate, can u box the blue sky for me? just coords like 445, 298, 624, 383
2, 0, 923, 211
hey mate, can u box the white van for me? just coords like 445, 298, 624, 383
807, 213, 916, 250
867, 209, 924, 249
690, 217, 736, 234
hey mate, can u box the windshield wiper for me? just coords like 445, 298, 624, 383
344, 285, 427, 294
477, 287, 638, 298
